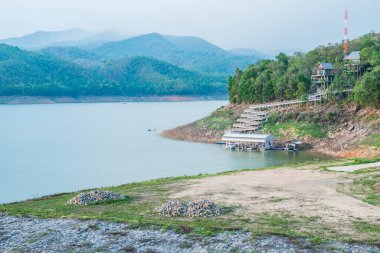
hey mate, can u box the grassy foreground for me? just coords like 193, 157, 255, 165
1, 159, 379, 244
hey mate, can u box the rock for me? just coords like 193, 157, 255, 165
155, 200, 187, 217
1, 214, 379, 252
156, 199, 223, 217
186, 199, 223, 217
67, 190, 124, 205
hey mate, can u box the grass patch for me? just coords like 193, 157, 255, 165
194, 106, 241, 131
0, 173, 240, 237
261, 121, 328, 139
360, 134, 380, 148
354, 221, 380, 233
338, 171, 380, 206
342, 157, 380, 167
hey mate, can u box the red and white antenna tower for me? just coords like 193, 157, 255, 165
344, 7, 349, 55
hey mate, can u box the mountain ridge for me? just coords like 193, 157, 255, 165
0, 43, 226, 96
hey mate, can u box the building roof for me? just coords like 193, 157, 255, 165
222, 133, 275, 143
344, 51, 360, 61
291, 139, 303, 144
318, 62, 334, 70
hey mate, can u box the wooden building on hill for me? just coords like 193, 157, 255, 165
344, 51, 362, 78
311, 62, 335, 91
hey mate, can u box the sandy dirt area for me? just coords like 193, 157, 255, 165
172, 167, 380, 227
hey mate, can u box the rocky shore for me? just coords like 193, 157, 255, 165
161, 104, 248, 144
162, 103, 380, 159
1, 213, 379, 253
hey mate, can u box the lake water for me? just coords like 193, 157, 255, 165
0, 101, 327, 204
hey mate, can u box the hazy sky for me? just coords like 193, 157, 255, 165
0, 0, 379, 51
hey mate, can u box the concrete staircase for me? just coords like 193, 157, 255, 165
230, 93, 323, 134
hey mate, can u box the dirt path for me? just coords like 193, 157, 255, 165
172, 168, 380, 227
328, 161, 380, 172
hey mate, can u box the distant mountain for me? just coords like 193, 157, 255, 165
259, 48, 305, 57
229, 48, 274, 60
1, 30, 262, 78
104, 57, 225, 95
0, 30, 268, 97
48, 30, 134, 49
164, 35, 231, 56
0, 29, 134, 50
94, 33, 257, 77
0, 44, 225, 96
40, 47, 103, 68
0, 29, 93, 49
0, 43, 111, 96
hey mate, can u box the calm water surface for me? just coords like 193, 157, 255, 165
0, 101, 327, 203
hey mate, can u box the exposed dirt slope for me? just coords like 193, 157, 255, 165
161, 104, 248, 143
269, 103, 380, 158
162, 102, 380, 158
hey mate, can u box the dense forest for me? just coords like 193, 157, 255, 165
0, 32, 264, 97
228, 32, 380, 108
0, 44, 226, 96
94, 33, 256, 78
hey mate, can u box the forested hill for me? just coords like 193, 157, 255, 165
93, 33, 256, 77
228, 32, 380, 108
0, 44, 225, 96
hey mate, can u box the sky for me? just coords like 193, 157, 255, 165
0, 0, 379, 51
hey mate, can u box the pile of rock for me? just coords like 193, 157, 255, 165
155, 200, 187, 217
186, 199, 223, 217
67, 190, 124, 205
156, 199, 223, 217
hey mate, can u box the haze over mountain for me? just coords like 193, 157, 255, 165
0, 29, 93, 49
94, 33, 258, 77
0, 29, 271, 97
0, 29, 134, 50
0, 30, 267, 77
229, 48, 274, 60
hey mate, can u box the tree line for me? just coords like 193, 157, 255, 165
0, 44, 226, 97
228, 32, 380, 108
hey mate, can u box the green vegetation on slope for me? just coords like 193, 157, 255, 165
228, 32, 380, 108
194, 106, 243, 131
260, 108, 338, 139
0, 44, 116, 96
0, 44, 225, 96
94, 33, 257, 78
360, 134, 380, 148
262, 121, 328, 139
104, 57, 225, 96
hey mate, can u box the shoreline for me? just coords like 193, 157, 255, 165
161, 103, 380, 159
1, 213, 379, 253
0, 95, 228, 105
1, 159, 379, 251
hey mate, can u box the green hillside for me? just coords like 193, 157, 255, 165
0, 44, 225, 96
0, 44, 114, 96
94, 33, 257, 77
103, 57, 226, 95
228, 32, 380, 107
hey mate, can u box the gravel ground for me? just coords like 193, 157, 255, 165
0, 213, 379, 253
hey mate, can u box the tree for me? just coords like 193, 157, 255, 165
354, 67, 380, 108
